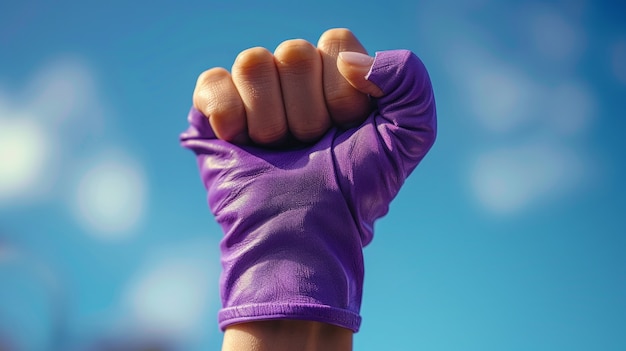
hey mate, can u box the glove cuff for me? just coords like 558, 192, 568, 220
219, 302, 361, 331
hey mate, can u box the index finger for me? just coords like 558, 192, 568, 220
193, 67, 248, 143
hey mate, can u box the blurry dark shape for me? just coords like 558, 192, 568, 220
0, 331, 17, 351
1, 238, 182, 351
0, 235, 16, 351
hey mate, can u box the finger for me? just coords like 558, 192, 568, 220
193, 67, 248, 143
274, 39, 330, 142
337, 51, 384, 98
232, 47, 287, 145
317, 28, 371, 126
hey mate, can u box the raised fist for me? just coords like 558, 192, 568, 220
181, 28, 436, 335
192, 28, 384, 145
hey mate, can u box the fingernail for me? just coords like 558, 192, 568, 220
338, 51, 374, 68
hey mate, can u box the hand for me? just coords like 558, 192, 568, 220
192, 28, 384, 145
181, 28, 436, 334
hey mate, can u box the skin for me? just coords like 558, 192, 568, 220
222, 320, 354, 351
193, 28, 383, 146
193, 28, 384, 350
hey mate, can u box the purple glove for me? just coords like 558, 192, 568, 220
180, 50, 436, 332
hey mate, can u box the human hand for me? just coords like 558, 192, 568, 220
192, 28, 384, 145
180, 28, 436, 333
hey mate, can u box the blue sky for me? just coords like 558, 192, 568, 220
1, 0, 625, 350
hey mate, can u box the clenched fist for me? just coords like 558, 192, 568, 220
192, 28, 384, 145
181, 28, 437, 349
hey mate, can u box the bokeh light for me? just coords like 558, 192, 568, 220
126, 255, 214, 338
74, 153, 147, 239
0, 116, 54, 203
525, 4, 586, 63
470, 142, 585, 213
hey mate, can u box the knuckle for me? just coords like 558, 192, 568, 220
232, 47, 278, 85
193, 69, 242, 118
233, 47, 274, 71
196, 67, 229, 85
275, 39, 316, 61
195, 67, 230, 98
319, 28, 353, 42
275, 40, 320, 74
318, 28, 354, 48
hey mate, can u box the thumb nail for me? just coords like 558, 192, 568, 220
338, 51, 374, 68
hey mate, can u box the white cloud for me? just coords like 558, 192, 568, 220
1, 56, 148, 236
436, 4, 596, 214
466, 63, 538, 134
74, 151, 147, 239
471, 142, 585, 214
25, 57, 100, 125
526, 5, 586, 63
124, 241, 217, 339
22, 56, 109, 138
0, 57, 104, 206
0, 115, 57, 203
447, 40, 595, 139
441, 35, 546, 135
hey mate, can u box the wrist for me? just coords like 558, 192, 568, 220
222, 320, 353, 351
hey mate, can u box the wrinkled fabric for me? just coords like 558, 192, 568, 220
180, 50, 437, 332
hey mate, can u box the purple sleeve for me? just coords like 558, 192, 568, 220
179, 50, 436, 332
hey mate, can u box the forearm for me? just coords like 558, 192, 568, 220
222, 320, 353, 351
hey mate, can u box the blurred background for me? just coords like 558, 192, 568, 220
1, 0, 625, 350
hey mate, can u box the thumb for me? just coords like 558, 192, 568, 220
337, 51, 384, 98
